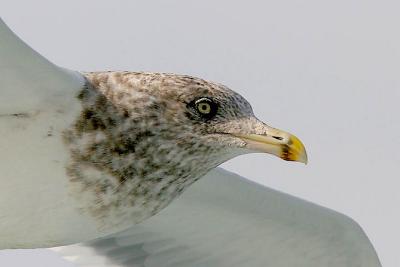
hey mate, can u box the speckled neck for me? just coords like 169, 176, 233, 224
63, 72, 232, 228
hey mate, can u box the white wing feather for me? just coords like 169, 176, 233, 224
0, 18, 93, 248
0, 18, 83, 114
53, 168, 382, 267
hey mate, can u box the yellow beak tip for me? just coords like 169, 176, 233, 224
287, 134, 308, 165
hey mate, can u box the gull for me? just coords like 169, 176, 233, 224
0, 18, 381, 267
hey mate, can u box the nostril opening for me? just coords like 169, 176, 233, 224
272, 136, 284, 140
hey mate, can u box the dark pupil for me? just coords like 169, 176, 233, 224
190, 98, 217, 119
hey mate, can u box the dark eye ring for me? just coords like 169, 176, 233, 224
193, 97, 218, 119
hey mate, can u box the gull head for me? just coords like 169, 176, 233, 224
64, 71, 307, 223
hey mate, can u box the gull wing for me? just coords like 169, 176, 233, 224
0, 18, 83, 114
53, 168, 381, 267
0, 18, 87, 248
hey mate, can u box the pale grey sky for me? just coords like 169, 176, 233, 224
1, 0, 399, 266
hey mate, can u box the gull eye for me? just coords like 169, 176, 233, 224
197, 102, 211, 114
193, 97, 218, 119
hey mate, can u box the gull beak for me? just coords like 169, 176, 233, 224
233, 127, 308, 164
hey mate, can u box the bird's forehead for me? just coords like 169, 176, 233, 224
152, 73, 253, 113
85, 71, 253, 115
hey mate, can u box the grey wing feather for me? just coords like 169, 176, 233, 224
52, 168, 382, 267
